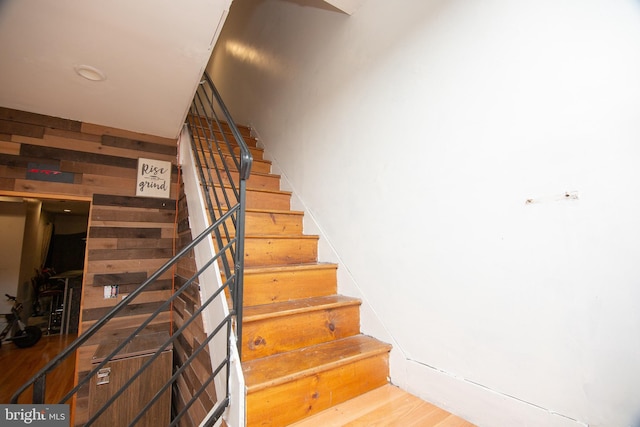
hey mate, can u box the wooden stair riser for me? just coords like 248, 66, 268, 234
246, 173, 281, 191
195, 150, 271, 174
206, 187, 291, 211
243, 265, 337, 306
194, 143, 263, 160
242, 301, 361, 361
197, 169, 280, 191
246, 210, 303, 235
191, 129, 259, 149
233, 144, 262, 159
246, 353, 390, 426
191, 125, 254, 141
245, 236, 318, 267
210, 210, 303, 237
212, 171, 281, 192
216, 236, 319, 270
187, 116, 253, 140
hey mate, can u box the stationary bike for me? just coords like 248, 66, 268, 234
0, 294, 42, 348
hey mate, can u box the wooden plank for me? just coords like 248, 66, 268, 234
88, 220, 175, 229
114, 279, 173, 294
88, 347, 172, 427
243, 335, 391, 392
19, 143, 138, 169
101, 135, 177, 156
85, 270, 173, 286
0, 177, 14, 190
91, 206, 175, 223
88, 227, 162, 239
81, 122, 178, 146
0, 152, 59, 168
290, 386, 404, 426
43, 134, 176, 163
92, 271, 148, 286
86, 237, 174, 250
81, 288, 172, 310
246, 352, 389, 426
0, 140, 20, 155
92, 331, 170, 360
0, 165, 25, 178
85, 238, 118, 250
79, 314, 171, 347
81, 173, 136, 190
243, 235, 318, 267
0, 107, 81, 131
87, 247, 174, 261
289, 385, 476, 427
14, 178, 101, 198
242, 296, 361, 361
117, 237, 174, 249
243, 264, 337, 306
84, 258, 170, 275
60, 160, 137, 180
45, 127, 102, 143
0, 119, 44, 138
187, 115, 252, 139
93, 194, 176, 210
82, 300, 169, 322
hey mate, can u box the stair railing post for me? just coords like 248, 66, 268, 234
32, 376, 45, 404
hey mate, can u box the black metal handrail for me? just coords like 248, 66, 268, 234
186, 72, 253, 357
10, 72, 253, 426
11, 214, 234, 425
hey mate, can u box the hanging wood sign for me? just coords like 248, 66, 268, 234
136, 158, 171, 199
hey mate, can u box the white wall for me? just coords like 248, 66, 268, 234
0, 202, 26, 313
17, 200, 43, 318
208, 1, 640, 426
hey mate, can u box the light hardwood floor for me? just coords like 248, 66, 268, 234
0, 333, 77, 404
289, 384, 476, 427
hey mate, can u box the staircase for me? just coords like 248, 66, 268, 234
192, 122, 392, 426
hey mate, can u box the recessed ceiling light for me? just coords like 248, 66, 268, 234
63, 209, 72, 213
74, 65, 106, 82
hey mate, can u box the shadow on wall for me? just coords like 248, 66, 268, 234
280, 0, 344, 13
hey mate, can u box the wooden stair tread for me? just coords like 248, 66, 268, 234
187, 115, 252, 137
244, 262, 337, 275
205, 183, 291, 196
194, 152, 269, 169
243, 335, 391, 393
194, 146, 264, 162
245, 234, 318, 240
247, 171, 280, 180
247, 207, 302, 215
288, 384, 476, 427
214, 207, 304, 216
194, 146, 265, 159
244, 295, 361, 322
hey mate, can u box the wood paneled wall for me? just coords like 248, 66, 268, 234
0, 107, 179, 424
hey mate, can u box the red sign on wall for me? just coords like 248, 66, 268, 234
26, 163, 74, 183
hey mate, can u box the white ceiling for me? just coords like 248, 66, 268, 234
0, 0, 363, 139
0, 0, 232, 138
